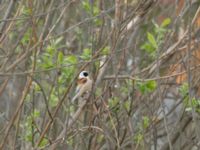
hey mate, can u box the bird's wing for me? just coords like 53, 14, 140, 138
72, 85, 82, 103
71, 93, 79, 103
75, 85, 80, 94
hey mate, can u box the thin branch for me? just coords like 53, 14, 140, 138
0, 0, 16, 34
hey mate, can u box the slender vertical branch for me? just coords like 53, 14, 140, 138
187, 0, 200, 141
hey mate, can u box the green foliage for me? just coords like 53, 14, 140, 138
97, 134, 104, 143
123, 100, 131, 112
140, 18, 171, 58
15, 5, 31, 29
179, 82, 189, 96
25, 94, 31, 102
49, 91, 59, 107
108, 97, 119, 108
142, 116, 150, 129
147, 32, 158, 49
81, 0, 102, 25
38, 138, 48, 148
34, 83, 41, 92
37, 37, 78, 108
66, 137, 73, 146
82, 1, 91, 12
120, 79, 134, 96
179, 83, 200, 113
21, 28, 32, 45
39, 53, 53, 69
39, 37, 64, 69
58, 51, 64, 65
179, 83, 189, 106
185, 98, 200, 113
80, 48, 92, 60
62, 103, 75, 118
134, 115, 150, 146
23, 110, 40, 142
134, 133, 143, 145
136, 80, 157, 94
101, 46, 110, 55
21, 5, 32, 16
161, 18, 171, 28
38, 36, 77, 78
64, 55, 77, 64
120, 86, 129, 95
108, 97, 120, 113
61, 55, 77, 82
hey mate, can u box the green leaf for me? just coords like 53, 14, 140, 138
134, 133, 143, 144
65, 55, 77, 64
41, 55, 53, 69
124, 101, 131, 112
142, 116, 149, 129
58, 51, 64, 64
136, 80, 157, 94
179, 82, 189, 98
147, 32, 157, 48
50, 94, 58, 107
120, 86, 129, 95
93, 5, 100, 15
101, 46, 110, 55
140, 43, 155, 53
39, 138, 48, 148
82, 1, 90, 12
108, 97, 119, 108
136, 81, 146, 94
80, 48, 91, 60
32, 110, 40, 118
21, 28, 31, 45
34, 82, 41, 91
161, 18, 171, 27
22, 6, 32, 16
55, 37, 63, 45
146, 80, 157, 92
66, 137, 73, 146
46, 45, 55, 55
25, 94, 31, 102
108, 97, 120, 113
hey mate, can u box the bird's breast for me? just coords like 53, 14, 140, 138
77, 78, 87, 84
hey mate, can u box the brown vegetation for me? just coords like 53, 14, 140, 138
0, 0, 199, 150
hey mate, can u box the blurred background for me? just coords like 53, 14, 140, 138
0, 0, 200, 149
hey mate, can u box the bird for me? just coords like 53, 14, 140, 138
71, 71, 92, 103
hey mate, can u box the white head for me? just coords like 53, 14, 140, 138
78, 71, 89, 79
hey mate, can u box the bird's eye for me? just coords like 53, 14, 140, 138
83, 72, 88, 77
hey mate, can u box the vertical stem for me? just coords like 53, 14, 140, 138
32, 88, 35, 147
187, 0, 200, 141
156, 39, 173, 149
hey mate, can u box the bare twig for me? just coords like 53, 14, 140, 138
0, 0, 16, 34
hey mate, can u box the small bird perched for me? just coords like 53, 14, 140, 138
72, 71, 92, 103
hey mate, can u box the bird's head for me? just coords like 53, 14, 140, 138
77, 71, 89, 84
